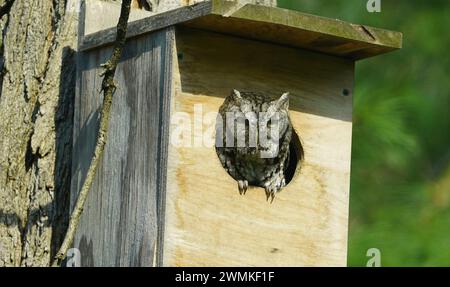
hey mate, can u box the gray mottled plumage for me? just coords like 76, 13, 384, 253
215, 90, 293, 202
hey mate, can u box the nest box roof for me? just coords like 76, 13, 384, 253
81, 0, 402, 60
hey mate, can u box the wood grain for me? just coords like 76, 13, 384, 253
163, 27, 354, 266
80, 0, 401, 60
70, 28, 174, 267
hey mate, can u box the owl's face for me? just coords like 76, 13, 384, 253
226, 90, 291, 158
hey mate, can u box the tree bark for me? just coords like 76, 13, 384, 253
0, 0, 80, 267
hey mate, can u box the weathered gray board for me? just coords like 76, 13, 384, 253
70, 28, 173, 266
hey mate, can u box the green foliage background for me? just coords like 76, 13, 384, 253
278, 0, 450, 266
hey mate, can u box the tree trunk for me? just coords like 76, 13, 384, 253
0, 0, 78, 267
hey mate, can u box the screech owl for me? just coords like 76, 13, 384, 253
215, 90, 293, 203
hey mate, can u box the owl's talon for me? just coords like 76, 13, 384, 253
243, 180, 248, 195
265, 186, 277, 203
238, 180, 244, 195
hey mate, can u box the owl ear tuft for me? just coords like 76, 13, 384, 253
232, 89, 242, 100
276, 92, 289, 110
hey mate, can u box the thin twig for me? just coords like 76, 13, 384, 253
51, 0, 133, 267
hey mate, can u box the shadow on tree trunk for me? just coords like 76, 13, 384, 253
49, 45, 77, 265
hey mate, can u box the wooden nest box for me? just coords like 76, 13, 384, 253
71, 0, 402, 266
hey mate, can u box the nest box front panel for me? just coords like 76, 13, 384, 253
163, 27, 354, 266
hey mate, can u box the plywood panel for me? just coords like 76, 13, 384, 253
70, 28, 174, 266
163, 27, 354, 266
